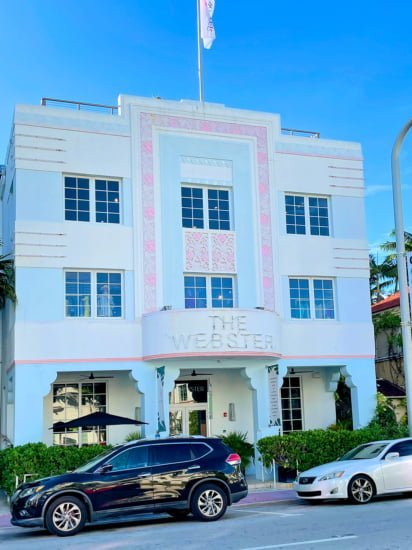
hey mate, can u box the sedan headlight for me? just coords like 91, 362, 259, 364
318, 471, 345, 481
19, 485, 45, 499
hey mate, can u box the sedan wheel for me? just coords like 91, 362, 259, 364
45, 496, 87, 536
348, 475, 374, 504
191, 483, 227, 521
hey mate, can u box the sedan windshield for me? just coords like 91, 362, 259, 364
338, 442, 388, 461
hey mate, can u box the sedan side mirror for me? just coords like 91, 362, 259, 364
97, 464, 113, 474
385, 452, 400, 461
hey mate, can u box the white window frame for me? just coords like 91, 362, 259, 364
181, 184, 233, 231
52, 381, 108, 446
64, 175, 122, 224
184, 274, 236, 309
288, 277, 336, 320
285, 193, 330, 236
281, 376, 304, 433
64, 270, 123, 319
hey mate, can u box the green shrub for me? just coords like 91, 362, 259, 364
257, 424, 408, 473
0, 443, 111, 496
368, 392, 399, 435
124, 430, 142, 442
220, 431, 255, 471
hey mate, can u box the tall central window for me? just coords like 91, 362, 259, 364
181, 186, 231, 230
184, 275, 234, 308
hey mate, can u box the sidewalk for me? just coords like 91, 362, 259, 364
0, 485, 297, 529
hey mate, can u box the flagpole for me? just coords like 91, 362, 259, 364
197, 0, 204, 102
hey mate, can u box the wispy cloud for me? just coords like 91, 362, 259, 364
365, 183, 412, 197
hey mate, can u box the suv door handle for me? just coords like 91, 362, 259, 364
187, 465, 200, 470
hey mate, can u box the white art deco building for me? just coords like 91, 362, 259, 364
0, 95, 376, 465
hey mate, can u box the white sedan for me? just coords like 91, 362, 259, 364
293, 437, 412, 504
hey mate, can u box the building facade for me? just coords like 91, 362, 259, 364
372, 292, 403, 386
0, 95, 376, 466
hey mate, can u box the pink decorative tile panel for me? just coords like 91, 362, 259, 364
184, 231, 210, 271
211, 233, 236, 272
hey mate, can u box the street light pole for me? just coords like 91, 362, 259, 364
391, 119, 412, 436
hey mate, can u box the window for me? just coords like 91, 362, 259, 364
53, 382, 107, 446
95, 179, 120, 223
309, 197, 329, 236
289, 278, 335, 320
387, 441, 412, 458
96, 273, 122, 318
151, 443, 194, 465
285, 195, 305, 235
65, 271, 122, 318
281, 376, 303, 433
65, 176, 120, 224
181, 186, 231, 230
184, 275, 234, 308
109, 447, 149, 471
313, 279, 335, 320
285, 194, 329, 236
65, 272, 91, 317
289, 279, 310, 319
65, 176, 90, 222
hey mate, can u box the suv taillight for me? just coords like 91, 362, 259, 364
226, 453, 241, 466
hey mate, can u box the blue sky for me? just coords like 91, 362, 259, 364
2, 0, 412, 253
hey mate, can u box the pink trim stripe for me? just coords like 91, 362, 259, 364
277, 151, 363, 161
12, 353, 374, 365
143, 351, 282, 361
14, 357, 142, 365
282, 354, 374, 359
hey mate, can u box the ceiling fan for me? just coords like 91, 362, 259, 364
190, 369, 214, 377
289, 368, 316, 375
80, 372, 114, 380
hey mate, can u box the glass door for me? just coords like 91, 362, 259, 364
188, 408, 207, 436
169, 407, 207, 436
169, 380, 208, 436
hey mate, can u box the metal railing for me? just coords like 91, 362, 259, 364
281, 127, 320, 139
40, 97, 118, 115
40, 98, 320, 138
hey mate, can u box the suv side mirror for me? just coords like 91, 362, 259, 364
385, 452, 400, 461
97, 464, 113, 474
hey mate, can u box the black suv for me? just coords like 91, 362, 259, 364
10, 436, 248, 536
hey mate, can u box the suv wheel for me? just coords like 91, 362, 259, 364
45, 496, 87, 536
191, 483, 227, 521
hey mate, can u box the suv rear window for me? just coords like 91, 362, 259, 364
150, 442, 211, 465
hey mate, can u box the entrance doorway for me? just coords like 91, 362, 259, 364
169, 380, 209, 436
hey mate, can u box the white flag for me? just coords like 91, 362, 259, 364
200, 0, 216, 49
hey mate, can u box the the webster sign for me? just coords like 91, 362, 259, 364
170, 314, 274, 351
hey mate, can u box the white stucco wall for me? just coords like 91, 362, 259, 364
1, 95, 376, 446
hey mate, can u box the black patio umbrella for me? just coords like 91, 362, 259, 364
51, 411, 147, 429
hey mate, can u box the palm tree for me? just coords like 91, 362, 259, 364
369, 253, 392, 303
380, 230, 412, 291
0, 251, 16, 308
